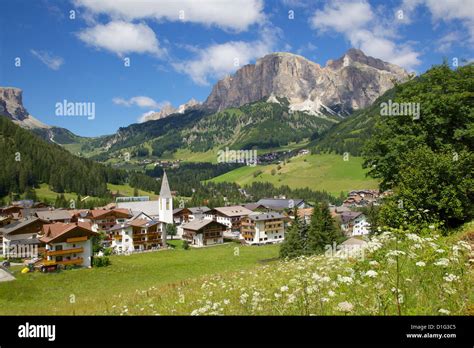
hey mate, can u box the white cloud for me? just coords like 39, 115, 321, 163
311, 1, 373, 33
74, 0, 265, 32
436, 32, 462, 53
310, 0, 421, 71
113, 96, 163, 109
77, 21, 165, 57
173, 27, 277, 85
30, 49, 64, 70
402, 0, 474, 43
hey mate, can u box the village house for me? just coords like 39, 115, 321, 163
240, 212, 287, 245
181, 219, 227, 247
343, 190, 380, 207
242, 203, 269, 212
208, 205, 253, 232
79, 208, 132, 232
340, 212, 370, 236
187, 206, 212, 221
0, 217, 45, 258
35, 209, 73, 223
256, 198, 307, 211
109, 217, 165, 253
173, 207, 191, 225
40, 222, 97, 268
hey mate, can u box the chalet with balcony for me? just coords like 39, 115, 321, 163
40, 222, 97, 268
241, 212, 286, 245
256, 198, 307, 211
109, 216, 165, 253
182, 219, 227, 247
208, 206, 253, 232
173, 207, 191, 225
0, 217, 45, 258
80, 208, 132, 232
188, 206, 212, 221
340, 212, 370, 236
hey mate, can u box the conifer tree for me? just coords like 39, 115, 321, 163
280, 208, 305, 258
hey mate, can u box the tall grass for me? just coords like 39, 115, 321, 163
107, 227, 473, 315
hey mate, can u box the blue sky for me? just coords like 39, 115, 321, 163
1, 0, 473, 137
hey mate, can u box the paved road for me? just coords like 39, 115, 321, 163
0, 267, 15, 282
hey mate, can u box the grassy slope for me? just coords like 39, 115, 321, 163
210, 153, 378, 195
0, 242, 279, 315
107, 223, 474, 316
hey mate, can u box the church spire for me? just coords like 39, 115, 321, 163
160, 170, 172, 198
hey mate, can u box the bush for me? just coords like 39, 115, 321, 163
182, 241, 190, 250
92, 256, 111, 267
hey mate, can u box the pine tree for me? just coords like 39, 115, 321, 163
280, 208, 305, 259
307, 202, 342, 254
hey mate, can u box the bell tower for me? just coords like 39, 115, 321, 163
158, 170, 173, 224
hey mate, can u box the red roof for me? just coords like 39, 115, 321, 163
40, 222, 97, 244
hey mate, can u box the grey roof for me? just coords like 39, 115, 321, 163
341, 212, 363, 224
116, 201, 160, 217
0, 217, 40, 236
247, 211, 285, 221
243, 203, 267, 211
35, 210, 72, 221
256, 198, 305, 210
159, 170, 172, 198
182, 219, 225, 231
9, 238, 41, 245
188, 206, 211, 214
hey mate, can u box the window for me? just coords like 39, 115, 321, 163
55, 245, 63, 251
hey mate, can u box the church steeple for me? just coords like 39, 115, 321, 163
158, 170, 173, 224
160, 170, 172, 198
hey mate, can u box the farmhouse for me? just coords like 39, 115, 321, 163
40, 222, 97, 267
182, 219, 227, 247
241, 212, 286, 245
340, 212, 370, 236
208, 205, 253, 232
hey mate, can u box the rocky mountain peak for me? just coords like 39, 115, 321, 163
203, 48, 409, 116
139, 98, 202, 123
0, 87, 50, 129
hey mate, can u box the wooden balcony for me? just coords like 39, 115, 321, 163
66, 236, 88, 243
46, 247, 83, 256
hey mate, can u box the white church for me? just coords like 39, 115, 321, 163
116, 170, 174, 223
113, 171, 174, 253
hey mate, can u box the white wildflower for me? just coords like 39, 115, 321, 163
336, 301, 354, 313
280, 286, 289, 292
438, 308, 450, 315
415, 261, 426, 267
434, 258, 449, 267
365, 270, 378, 278
443, 273, 459, 282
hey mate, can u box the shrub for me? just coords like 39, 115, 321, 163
183, 241, 190, 250
92, 256, 111, 267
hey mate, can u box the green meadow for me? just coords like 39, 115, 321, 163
210, 153, 378, 195
0, 241, 279, 315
